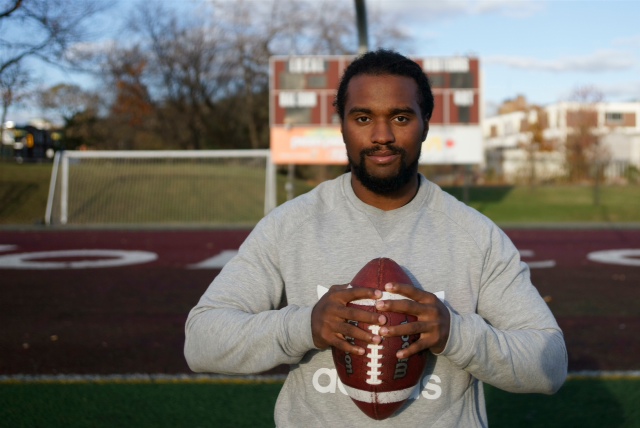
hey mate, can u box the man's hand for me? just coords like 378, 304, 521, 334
311, 284, 386, 355
376, 282, 450, 358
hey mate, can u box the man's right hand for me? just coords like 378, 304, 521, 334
311, 284, 386, 355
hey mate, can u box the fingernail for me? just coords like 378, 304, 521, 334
385, 282, 393, 291
376, 301, 384, 310
380, 327, 388, 336
374, 290, 382, 298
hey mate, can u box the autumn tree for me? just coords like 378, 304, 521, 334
565, 86, 608, 205
565, 86, 605, 182
521, 106, 556, 186
103, 46, 159, 149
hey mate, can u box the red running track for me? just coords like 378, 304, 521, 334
0, 228, 638, 374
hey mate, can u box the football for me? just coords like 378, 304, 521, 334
332, 257, 427, 420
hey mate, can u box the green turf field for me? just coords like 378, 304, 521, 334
1, 378, 638, 427
2, 162, 639, 225
0, 163, 53, 225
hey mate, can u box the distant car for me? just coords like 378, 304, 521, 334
2, 124, 62, 163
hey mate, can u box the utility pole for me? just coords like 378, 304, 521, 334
354, 0, 369, 54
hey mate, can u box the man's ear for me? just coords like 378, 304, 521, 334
422, 120, 429, 141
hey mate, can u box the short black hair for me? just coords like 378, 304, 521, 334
334, 49, 434, 121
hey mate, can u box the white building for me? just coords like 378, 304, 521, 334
483, 101, 640, 183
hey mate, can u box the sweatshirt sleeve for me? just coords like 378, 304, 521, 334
184, 215, 317, 375
438, 225, 568, 394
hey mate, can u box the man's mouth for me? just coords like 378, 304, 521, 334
364, 148, 403, 165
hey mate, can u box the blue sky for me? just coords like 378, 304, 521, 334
14, 0, 640, 122
373, 0, 640, 112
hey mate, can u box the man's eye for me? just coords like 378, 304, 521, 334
355, 117, 370, 123
394, 116, 409, 123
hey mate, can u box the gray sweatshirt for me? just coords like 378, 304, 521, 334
185, 173, 567, 427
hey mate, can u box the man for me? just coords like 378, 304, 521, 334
185, 49, 567, 427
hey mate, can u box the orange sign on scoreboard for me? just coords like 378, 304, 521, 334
270, 126, 345, 165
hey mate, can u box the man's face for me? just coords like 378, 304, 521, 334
341, 74, 428, 195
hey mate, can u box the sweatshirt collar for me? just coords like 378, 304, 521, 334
342, 173, 431, 217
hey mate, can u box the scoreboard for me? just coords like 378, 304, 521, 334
269, 55, 483, 165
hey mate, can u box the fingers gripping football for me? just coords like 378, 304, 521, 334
376, 282, 451, 357
311, 284, 385, 354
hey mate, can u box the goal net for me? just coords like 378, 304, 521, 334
45, 150, 277, 226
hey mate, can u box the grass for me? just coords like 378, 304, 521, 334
0, 162, 52, 225
1, 160, 639, 225
0, 379, 638, 427
443, 185, 640, 223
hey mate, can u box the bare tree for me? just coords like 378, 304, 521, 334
209, 0, 310, 149
68, 0, 412, 151
36, 82, 105, 149
38, 83, 100, 124
124, 2, 239, 149
0, 61, 30, 145
211, 0, 410, 144
0, 0, 110, 75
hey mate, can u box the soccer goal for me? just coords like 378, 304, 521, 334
45, 150, 277, 226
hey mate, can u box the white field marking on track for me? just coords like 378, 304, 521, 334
518, 249, 556, 269
2, 371, 640, 384
188, 250, 238, 269
588, 249, 640, 267
0, 249, 158, 269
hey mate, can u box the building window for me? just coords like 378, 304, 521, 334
280, 73, 305, 90
458, 106, 471, 123
450, 72, 473, 88
429, 74, 445, 88
306, 75, 327, 89
605, 112, 624, 125
284, 108, 312, 125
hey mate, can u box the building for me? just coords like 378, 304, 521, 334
483, 99, 640, 183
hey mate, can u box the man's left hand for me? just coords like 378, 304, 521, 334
376, 282, 450, 358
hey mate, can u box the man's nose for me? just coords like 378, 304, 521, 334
371, 121, 395, 145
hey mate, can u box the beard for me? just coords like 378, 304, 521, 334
348, 146, 420, 195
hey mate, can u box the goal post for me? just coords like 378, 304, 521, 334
45, 150, 277, 226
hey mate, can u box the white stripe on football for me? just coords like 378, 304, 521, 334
316, 285, 445, 302
342, 384, 416, 404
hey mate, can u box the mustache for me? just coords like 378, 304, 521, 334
361, 146, 406, 156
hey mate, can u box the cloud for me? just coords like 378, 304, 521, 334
486, 50, 636, 73
599, 81, 640, 102
65, 40, 117, 62
370, 0, 545, 20
612, 34, 640, 47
